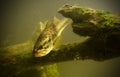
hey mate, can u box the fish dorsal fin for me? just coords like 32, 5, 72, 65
39, 21, 48, 31
39, 22, 45, 31
53, 16, 60, 25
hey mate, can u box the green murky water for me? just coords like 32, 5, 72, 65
0, 0, 120, 77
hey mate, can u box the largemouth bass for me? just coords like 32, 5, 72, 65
33, 17, 71, 57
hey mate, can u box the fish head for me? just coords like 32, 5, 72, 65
33, 37, 54, 57
33, 43, 53, 57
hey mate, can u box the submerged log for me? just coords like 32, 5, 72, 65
58, 5, 120, 60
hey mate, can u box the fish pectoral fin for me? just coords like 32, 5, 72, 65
53, 36, 62, 50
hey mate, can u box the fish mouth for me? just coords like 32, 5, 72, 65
33, 52, 46, 57
33, 49, 52, 57
33, 51, 48, 57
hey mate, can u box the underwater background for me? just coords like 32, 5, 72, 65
0, 0, 120, 77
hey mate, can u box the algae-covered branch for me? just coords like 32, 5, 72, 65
58, 5, 120, 60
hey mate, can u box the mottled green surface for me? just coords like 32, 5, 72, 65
58, 5, 120, 59
59, 5, 120, 37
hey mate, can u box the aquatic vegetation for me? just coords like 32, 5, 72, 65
58, 5, 120, 37
58, 4, 120, 60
